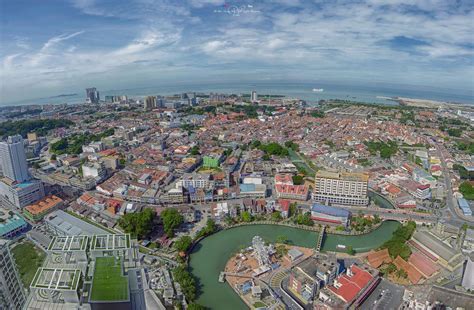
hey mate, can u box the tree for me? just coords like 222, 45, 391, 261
289, 203, 298, 217
284, 141, 299, 151
459, 181, 474, 200
382, 221, 416, 260
173, 266, 197, 301
240, 211, 253, 222
396, 269, 408, 279
276, 244, 288, 257
190, 145, 200, 155
195, 219, 218, 239
161, 208, 184, 237
174, 236, 193, 252
382, 263, 397, 275
295, 212, 313, 226
310, 110, 325, 118
271, 211, 282, 222
346, 245, 356, 255
118, 208, 155, 239
292, 175, 304, 185
276, 235, 288, 244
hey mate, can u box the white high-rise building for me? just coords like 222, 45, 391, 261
0, 135, 29, 183
0, 136, 44, 208
312, 170, 369, 206
251, 90, 258, 102
0, 239, 27, 309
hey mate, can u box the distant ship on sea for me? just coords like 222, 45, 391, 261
312, 88, 324, 92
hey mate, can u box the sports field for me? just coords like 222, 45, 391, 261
90, 256, 129, 301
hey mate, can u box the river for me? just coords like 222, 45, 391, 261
188, 221, 401, 309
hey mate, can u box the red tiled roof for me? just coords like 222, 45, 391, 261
367, 249, 392, 268
275, 184, 308, 196
408, 240, 438, 261
393, 256, 423, 284
275, 173, 293, 184
328, 265, 374, 303
278, 199, 291, 211
408, 252, 439, 277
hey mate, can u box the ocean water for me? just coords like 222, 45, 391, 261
5, 81, 474, 107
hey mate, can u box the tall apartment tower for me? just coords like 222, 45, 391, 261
144, 96, 156, 111
251, 90, 258, 102
0, 135, 29, 183
86, 87, 100, 104
0, 239, 27, 309
312, 170, 369, 206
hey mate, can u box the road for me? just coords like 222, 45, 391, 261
435, 143, 474, 226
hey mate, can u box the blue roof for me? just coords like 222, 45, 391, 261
0, 215, 27, 237
15, 182, 33, 189
458, 198, 470, 208
240, 184, 256, 192
311, 204, 350, 218
458, 198, 472, 215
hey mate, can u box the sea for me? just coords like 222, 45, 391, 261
4, 81, 474, 107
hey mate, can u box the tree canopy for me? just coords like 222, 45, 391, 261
161, 208, 184, 237
118, 208, 155, 239
382, 221, 416, 260
0, 119, 74, 139
174, 236, 193, 252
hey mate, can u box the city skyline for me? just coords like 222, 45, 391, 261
1, 0, 473, 103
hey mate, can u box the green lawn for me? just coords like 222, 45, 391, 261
90, 257, 129, 301
11, 241, 46, 288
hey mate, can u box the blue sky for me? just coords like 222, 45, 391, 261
1, 0, 473, 103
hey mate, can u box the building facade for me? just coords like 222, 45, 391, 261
0, 135, 29, 183
0, 179, 45, 208
0, 239, 27, 309
86, 87, 100, 103
311, 204, 351, 227
312, 171, 369, 206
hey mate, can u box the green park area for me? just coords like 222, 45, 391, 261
90, 257, 129, 301
11, 241, 46, 288
459, 181, 474, 200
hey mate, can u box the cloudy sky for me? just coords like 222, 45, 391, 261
1, 0, 473, 103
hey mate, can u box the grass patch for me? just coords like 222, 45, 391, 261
11, 241, 46, 288
90, 257, 129, 301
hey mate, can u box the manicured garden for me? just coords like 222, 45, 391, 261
90, 257, 129, 301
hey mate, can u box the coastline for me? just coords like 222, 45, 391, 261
2, 81, 473, 107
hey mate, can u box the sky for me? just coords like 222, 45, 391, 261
0, 0, 473, 103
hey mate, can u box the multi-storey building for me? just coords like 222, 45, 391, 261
311, 204, 351, 227
0, 208, 28, 239
82, 162, 107, 181
85, 87, 100, 103
176, 173, 213, 190
23, 195, 64, 222
275, 184, 309, 201
0, 239, 27, 309
0, 135, 44, 208
0, 135, 29, 183
143, 96, 156, 110
0, 177, 45, 208
312, 171, 369, 206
